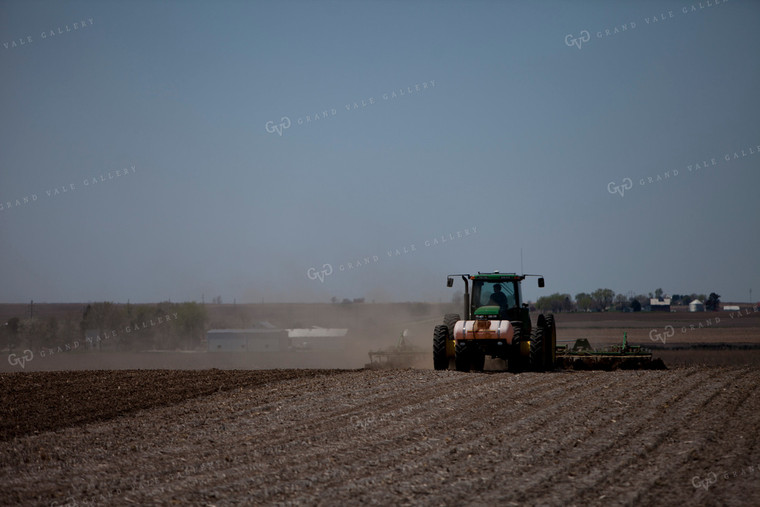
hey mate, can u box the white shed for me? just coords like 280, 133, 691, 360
688, 299, 704, 312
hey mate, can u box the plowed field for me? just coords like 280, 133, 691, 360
2, 367, 759, 506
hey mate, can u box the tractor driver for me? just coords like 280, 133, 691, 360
488, 284, 509, 309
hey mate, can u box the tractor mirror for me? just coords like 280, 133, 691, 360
446, 277, 453, 287
538, 277, 545, 288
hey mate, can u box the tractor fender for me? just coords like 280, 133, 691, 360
454, 320, 515, 344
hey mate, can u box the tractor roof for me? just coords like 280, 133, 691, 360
469, 272, 525, 281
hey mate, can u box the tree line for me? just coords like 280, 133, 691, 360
534, 289, 721, 313
2, 302, 208, 352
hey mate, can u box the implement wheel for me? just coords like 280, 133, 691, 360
433, 325, 449, 371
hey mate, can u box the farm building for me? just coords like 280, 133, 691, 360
206, 329, 289, 352
689, 299, 705, 312
288, 327, 349, 350
649, 297, 671, 312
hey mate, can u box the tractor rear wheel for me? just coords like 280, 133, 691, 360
433, 325, 449, 370
455, 340, 471, 372
530, 326, 545, 371
507, 323, 523, 373
444, 313, 460, 337
544, 314, 557, 369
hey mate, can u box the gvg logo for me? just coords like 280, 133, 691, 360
565, 30, 590, 49
265, 116, 291, 136
692, 472, 717, 491
648, 325, 675, 344
8, 349, 34, 369
607, 178, 633, 198
307, 264, 333, 283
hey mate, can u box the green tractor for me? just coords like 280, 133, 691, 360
434, 272, 556, 372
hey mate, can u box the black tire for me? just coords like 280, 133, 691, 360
433, 325, 449, 370
443, 313, 461, 337
544, 314, 557, 369
507, 323, 523, 373
530, 326, 545, 371
455, 340, 471, 372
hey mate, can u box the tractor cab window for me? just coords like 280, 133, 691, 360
473, 281, 517, 310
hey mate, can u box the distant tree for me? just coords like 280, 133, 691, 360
331, 297, 337, 304
536, 293, 573, 313
631, 299, 642, 312
706, 292, 721, 311
591, 288, 615, 311
42, 316, 59, 348
614, 294, 629, 311
171, 302, 208, 349
84, 302, 123, 348
212, 296, 223, 305
654, 288, 664, 299
634, 294, 649, 308
575, 292, 594, 312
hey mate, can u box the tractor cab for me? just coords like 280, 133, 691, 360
469, 274, 529, 329
471, 279, 519, 316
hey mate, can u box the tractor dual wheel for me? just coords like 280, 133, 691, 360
443, 313, 460, 337
530, 326, 545, 371
543, 314, 557, 369
507, 323, 524, 373
433, 325, 449, 370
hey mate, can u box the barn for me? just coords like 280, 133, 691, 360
206, 329, 290, 352
650, 297, 671, 312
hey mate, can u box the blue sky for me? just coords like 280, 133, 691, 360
1, 0, 758, 304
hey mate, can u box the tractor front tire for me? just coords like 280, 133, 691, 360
508, 323, 524, 373
433, 325, 449, 371
455, 340, 471, 372
530, 326, 545, 371
544, 314, 557, 369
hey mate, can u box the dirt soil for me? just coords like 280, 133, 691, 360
2, 367, 759, 506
